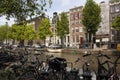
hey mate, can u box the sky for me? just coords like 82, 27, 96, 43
0, 0, 109, 26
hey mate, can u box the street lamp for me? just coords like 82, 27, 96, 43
5, 22, 8, 44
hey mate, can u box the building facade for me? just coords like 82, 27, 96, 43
95, 1, 110, 49
109, 1, 120, 48
50, 12, 70, 47
27, 16, 43, 30
69, 6, 85, 48
109, 1, 120, 42
50, 12, 61, 45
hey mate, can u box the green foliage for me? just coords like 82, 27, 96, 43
0, 0, 52, 22
0, 24, 9, 41
56, 12, 69, 38
8, 25, 17, 40
112, 16, 120, 30
9, 24, 36, 41
9, 24, 25, 41
82, 0, 101, 34
110, 0, 120, 3
38, 18, 52, 40
24, 24, 36, 40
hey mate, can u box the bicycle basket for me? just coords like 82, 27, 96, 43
49, 57, 67, 71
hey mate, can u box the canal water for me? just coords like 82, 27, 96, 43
40, 51, 120, 75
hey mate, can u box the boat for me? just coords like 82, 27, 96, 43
47, 44, 62, 53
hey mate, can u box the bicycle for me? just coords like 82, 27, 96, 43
6, 50, 32, 80
64, 58, 80, 80
81, 50, 111, 80
80, 53, 94, 80
107, 55, 120, 80
48, 57, 67, 80
91, 50, 111, 80
18, 54, 54, 80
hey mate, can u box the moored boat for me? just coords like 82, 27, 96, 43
47, 44, 62, 53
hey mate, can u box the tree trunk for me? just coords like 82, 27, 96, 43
61, 37, 64, 48
12, 39, 15, 45
89, 32, 92, 49
28, 40, 33, 46
19, 40, 24, 47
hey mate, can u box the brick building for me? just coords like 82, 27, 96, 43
109, 1, 120, 48
69, 6, 85, 48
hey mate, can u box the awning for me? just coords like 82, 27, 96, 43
102, 38, 109, 42
96, 39, 100, 42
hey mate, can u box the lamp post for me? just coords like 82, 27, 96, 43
5, 22, 8, 44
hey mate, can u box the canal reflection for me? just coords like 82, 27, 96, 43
44, 52, 120, 75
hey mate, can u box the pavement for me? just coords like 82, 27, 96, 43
66, 68, 120, 80
63, 48, 120, 55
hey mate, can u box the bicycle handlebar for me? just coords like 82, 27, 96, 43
75, 58, 80, 63
104, 54, 111, 59
83, 53, 91, 57
46, 55, 54, 61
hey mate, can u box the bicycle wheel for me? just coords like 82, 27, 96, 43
64, 73, 80, 80
7, 70, 16, 80
18, 71, 36, 80
82, 63, 92, 80
64, 70, 80, 80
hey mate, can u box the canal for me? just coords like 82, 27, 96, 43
36, 51, 120, 75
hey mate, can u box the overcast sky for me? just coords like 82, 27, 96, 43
0, 0, 108, 26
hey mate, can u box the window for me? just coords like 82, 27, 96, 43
72, 28, 74, 33
117, 31, 120, 42
76, 20, 79, 25
111, 14, 115, 20
76, 27, 79, 32
110, 6, 114, 13
75, 13, 79, 19
71, 14, 74, 20
79, 27, 83, 32
115, 5, 120, 12
118, 13, 120, 16
79, 20, 82, 25
71, 21, 74, 25
68, 36, 69, 43
72, 35, 75, 43
76, 35, 79, 42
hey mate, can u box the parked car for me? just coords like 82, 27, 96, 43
40, 45, 46, 48
32, 44, 41, 51
48, 44, 62, 49
24, 45, 33, 50
82, 42, 90, 49
32, 44, 40, 48
12, 44, 20, 50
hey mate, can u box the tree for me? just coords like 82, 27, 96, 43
0, 0, 52, 23
110, 0, 120, 3
112, 16, 120, 30
0, 24, 9, 43
8, 24, 18, 42
38, 18, 52, 44
82, 0, 101, 42
9, 24, 37, 45
24, 24, 36, 45
8, 24, 26, 46
24, 24, 36, 40
56, 12, 69, 46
